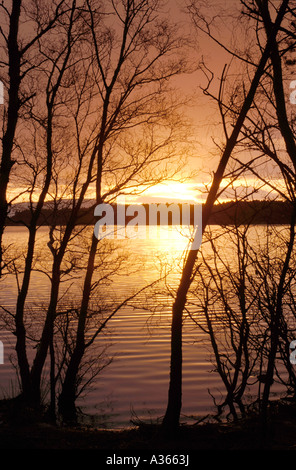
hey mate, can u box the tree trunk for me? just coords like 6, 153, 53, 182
162, 298, 183, 429
261, 209, 296, 423
0, 0, 21, 277
162, 0, 289, 430
15, 181, 53, 400
30, 265, 60, 404
58, 344, 85, 421
257, 0, 296, 424
59, 234, 98, 420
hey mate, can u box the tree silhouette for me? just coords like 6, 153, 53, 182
162, 0, 290, 430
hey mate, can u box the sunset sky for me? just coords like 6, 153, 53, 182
6, 0, 291, 208
121, 0, 291, 205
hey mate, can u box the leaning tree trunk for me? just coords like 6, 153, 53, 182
0, 0, 21, 277
162, 0, 289, 430
257, 0, 296, 425
261, 208, 296, 424
58, 234, 98, 420
30, 263, 61, 404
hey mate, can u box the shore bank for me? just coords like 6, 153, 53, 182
1, 399, 296, 450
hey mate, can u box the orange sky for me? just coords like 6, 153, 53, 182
5, 0, 288, 207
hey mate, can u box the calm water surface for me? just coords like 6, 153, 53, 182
0, 225, 287, 429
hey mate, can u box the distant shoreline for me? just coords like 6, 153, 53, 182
6, 199, 294, 227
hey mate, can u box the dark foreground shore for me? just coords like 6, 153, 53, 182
1, 398, 296, 451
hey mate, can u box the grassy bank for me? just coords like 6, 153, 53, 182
1, 398, 296, 450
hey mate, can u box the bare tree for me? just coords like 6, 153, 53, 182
0, 0, 72, 277
217, 0, 296, 423
0, 0, 106, 407
58, 0, 193, 420
187, 200, 296, 422
162, 0, 290, 430
11, 0, 85, 404
0, 0, 194, 419
250, 0, 296, 423
189, 221, 257, 421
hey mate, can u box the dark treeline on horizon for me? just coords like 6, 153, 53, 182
6, 199, 294, 227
